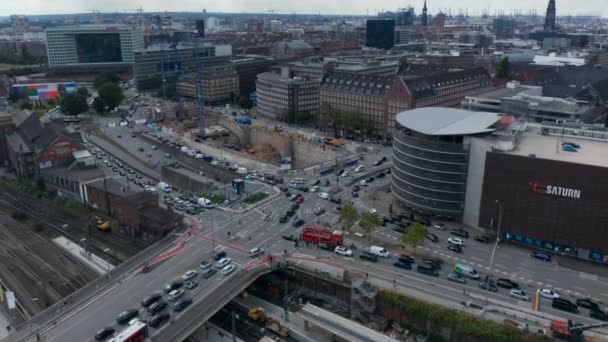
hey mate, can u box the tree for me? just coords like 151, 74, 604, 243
19, 99, 33, 110
238, 96, 254, 109
35, 177, 46, 193
316, 104, 342, 137
92, 97, 106, 113
60, 93, 88, 116
496, 57, 512, 79
76, 87, 90, 98
359, 212, 381, 243
400, 222, 426, 255
98, 82, 124, 110
339, 203, 360, 232
93, 71, 121, 89
341, 111, 364, 132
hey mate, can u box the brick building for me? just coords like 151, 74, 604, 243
115, 192, 181, 239
178, 62, 240, 104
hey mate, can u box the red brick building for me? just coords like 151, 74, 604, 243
115, 192, 181, 239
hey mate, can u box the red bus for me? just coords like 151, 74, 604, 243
114, 321, 148, 342
301, 226, 344, 247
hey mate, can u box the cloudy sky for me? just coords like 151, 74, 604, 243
2, 0, 606, 16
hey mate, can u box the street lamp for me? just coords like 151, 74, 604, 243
485, 200, 503, 300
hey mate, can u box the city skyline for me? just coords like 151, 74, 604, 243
2, 0, 607, 17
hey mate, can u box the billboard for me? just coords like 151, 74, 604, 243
11, 82, 76, 100
479, 152, 608, 259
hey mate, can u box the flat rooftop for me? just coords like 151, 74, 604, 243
507, 130, 608, 169
471, 85, 534, 100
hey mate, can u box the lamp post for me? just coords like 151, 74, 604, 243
485, 200, 503, 301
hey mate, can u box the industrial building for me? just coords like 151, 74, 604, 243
255, 71, 320, 122
45, 25, 144, 73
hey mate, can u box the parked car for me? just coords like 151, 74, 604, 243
201, 268, 217, 279
539, 288, 560, 299
282, 234, 297, 242
185, 280, 198, 289
279, 215, 288, 224
181, 270, 198, 281
497, 278, 519, 289
314, 208, 325, 216
94, 327, 115, 340
474, 236, 491, 243
510, 289, 530, 301
116, 309, 139, 324
447, 273, 466, 284
416, 217, 431, 226
335, 246, 353, 256
530, 251, 552, 262
433, 223, 445, 230
447, 237, 464, 246
450, 228, 469, 238
319, 243, 334, 252
359, 251, 378, 262
216, 257, 232, 268
221, 264, 237, 275
199, 261, 211, 270
212, 251, 227, 261
426, 233, 439, 243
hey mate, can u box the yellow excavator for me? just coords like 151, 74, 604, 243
248, 307, 289, 337
93, 216, 111, 232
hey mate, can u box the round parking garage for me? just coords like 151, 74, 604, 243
391, 107, 499, 219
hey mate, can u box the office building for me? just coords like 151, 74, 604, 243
10, 15, 29, 34
544, 0, 557, 32
45, 25, 144, 73
177, 63, 239, 104
394, 29, 422, 45
270, 20, 283, 33
256, 71, 320, 122
195, 20, 205, 38
133, 43, 232, 89
492, 18, 516, 39
366, 20, 395, 50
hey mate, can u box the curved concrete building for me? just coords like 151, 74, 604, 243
391, 107, 499, 218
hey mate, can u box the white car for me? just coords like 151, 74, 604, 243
181, 270, 198, 281
340, 171, 349, 177
434, 223, 445, 230
447, 237, 464, 246
334, 246, 353, 257
317, 192, 329, 200
354, 165, 365, 173
539, 288, 560, 299
249, 247, 264, 257
310, 186, 319, 193
168, 289, 184, 301
216, 257, 232, 268
360, 180, 367, 186
510, 289, 530, 302
221, 264, 236, 275
369, 208, 377, 214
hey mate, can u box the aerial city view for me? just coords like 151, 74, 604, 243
0, 0, 607, 341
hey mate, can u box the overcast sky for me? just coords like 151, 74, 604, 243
2, 0, 606, 17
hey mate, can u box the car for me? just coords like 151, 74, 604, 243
94, 327, 115, 340
168, 289, 185, 301
359, 251, 378, 262
552, 298, 579, 313
319, 243, 334, 252
369, 208, 377, 214
392, 226, 405, 233
147, 301, 167, 315
296, 197, 304, 204
318, 192, 329, 199
116, 309, 139, 324
181, 270, 198, 281
398, 255, 415, 264
539, 288, 560, 299
474, 236, 491, 243
447, 237, 464, 246
221, 264, 236, 275
185, 280, 198, 289
415, 217, 430, 226
354, 165, 365, 173
313, 208, 325, 216
141, 293, 162, 308
359, 180, 367, 186
377, 172, 386, 178
201, 268, 217, 279
433, 223, 445, 230
213, 251, 227, 261
340, 171, 349, 177
530, 251, 552, 262
447, 273, 466, 284
173, 297, 193, 312
149, 312, 170, 328
249, 247, 265, 257
329, 197, 342, 204
447, 244, 462, 253
576, 298, 599, 310
282, 234, 297, 242
199, 261, 211, 270
426, 233, 439, 243
119, 171, 126, 176
393, 260, 412, 269
450, 228, 469, 238
334, 246, 353, 256
478, 280, 498, 292
310, 186, 319, 193
292, 219, 305, 228
366, 177, 375, 183
352, 185, 360, 192
510, 289, 530, 301
279, 216, 288, 224
497, 278, 519, 289
112, 167, 118, 172
216, 257, 232, 268
163, 279, 183, 293
422, 259, 442, 270
590, 309, 608, 321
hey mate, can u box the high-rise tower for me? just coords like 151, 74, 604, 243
544, 0, 556, 32
421, 0, 428, 26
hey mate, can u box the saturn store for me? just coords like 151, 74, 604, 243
478, 152, 608, 263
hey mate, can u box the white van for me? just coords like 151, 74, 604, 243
291, 178, 305, 185
369, 246, 390, 258
197, 197, 214, 208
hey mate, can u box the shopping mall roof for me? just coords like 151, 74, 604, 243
395, 108, 499, 136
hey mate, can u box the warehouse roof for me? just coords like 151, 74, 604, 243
395, 108, 499, 136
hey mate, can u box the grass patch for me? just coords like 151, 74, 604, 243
199, 192, 226, 204
243, 192, 269, 204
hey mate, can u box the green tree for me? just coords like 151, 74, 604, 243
359, 212, 381, 243
93, 71, 121, 89
316, 104, 342, 137
60, 93, 89, 116
496, 56, 511, 79
400, 222, 426, 255
92, 97, 106, 113
76, 87, 90, 98
98, 82, 124, 110
19, 99, 33, 110
341, 111, 363, 132
238, 96, 254, 109
35, 177, 46, 193
339, 203, 360, 232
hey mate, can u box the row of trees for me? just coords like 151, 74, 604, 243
60, 72, 124, 116
316, 104, 373, 138
339, 203, 427, 254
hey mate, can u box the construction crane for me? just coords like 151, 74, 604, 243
194, 39, 205, 139
121, 7, 144, 29
172, 39, 183, 121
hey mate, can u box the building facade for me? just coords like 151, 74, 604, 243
255, 72, 320, 122
492, 19, 516, 39
45, 25, 144, 73
366, 20, 395, 50
178, 63, 239, 104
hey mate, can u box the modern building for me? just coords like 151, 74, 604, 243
269, 20, 283, 33
394, 28, 422, 45
366, 20, 395, 50
255, 71, 320, 122
462, 82, 595, 123
492, 18, 516, 39
10, 15, 29, 34
177, 62, 239, 104
391, 108, 500, 219
133, 43, 232, 89
233, 56, 283, 96
544, 0, 557, 32
45, 25, 144, 73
